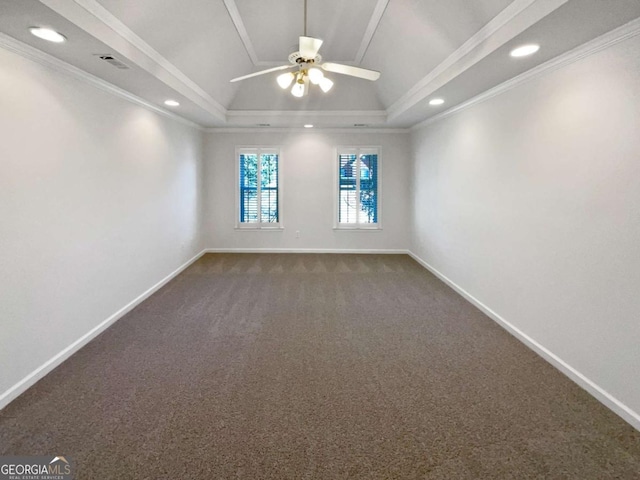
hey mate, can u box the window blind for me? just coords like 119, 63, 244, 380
239, 150, 279, 225
339, 151, 378, 225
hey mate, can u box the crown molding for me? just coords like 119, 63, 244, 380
224, 109, 387, 128
0, 33, 202, 130
40, 0, 227, 121
411, 16, 640, 131
226, 110, 387, 117
387, 0, 569, 120
205, 127, 410, 134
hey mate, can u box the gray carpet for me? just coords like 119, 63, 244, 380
1, 254, 639, 479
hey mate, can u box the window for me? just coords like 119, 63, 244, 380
336, 147, 380, 228
237, 148, 280, 228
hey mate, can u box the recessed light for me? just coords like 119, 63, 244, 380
429, 98, 445, 106
510, 44, 540, 57
164, 100, 180, 107
304, 124, 314, 128
29, 27, 66, 43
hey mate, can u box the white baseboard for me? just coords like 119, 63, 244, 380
0, 249, 207, 411
407, 251, 640, 432
204, 248, 410, 254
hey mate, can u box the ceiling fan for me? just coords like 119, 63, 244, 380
229, 0, 380, 97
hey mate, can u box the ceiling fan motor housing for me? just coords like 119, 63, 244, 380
289, 52, 322, 67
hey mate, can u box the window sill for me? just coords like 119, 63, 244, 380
235, 225, 284, 231
333, 226, 382, 231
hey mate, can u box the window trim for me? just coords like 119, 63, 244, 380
334, 146, 382, 230
235, 146, 283, 230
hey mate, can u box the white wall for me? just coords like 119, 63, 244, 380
410, 35, 640, 425
203, 131, 410, 251
0, 46, 204, 404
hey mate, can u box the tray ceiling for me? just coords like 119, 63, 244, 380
0, 0, 639, 128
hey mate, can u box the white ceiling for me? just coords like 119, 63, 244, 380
1, 0, 639, 128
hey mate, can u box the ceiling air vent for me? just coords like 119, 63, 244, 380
94, 54, 129, 69
257, 123, 271, 127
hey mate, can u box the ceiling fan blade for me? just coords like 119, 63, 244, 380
230, 65, 294, 83
320, 62, 380, 81
299, 36, 323, 59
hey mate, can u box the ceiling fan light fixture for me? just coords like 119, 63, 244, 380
277, 72, 294, 89
319, 77, 334, 93
308, 67, 324, 85
291, 74, 309, 98
291, 83, 304, 97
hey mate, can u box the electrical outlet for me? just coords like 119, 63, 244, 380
295, 230, 300, 238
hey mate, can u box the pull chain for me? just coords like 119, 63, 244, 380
304, 0, 307, 36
